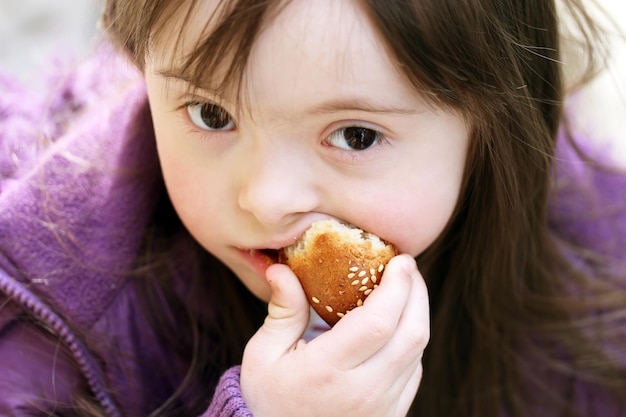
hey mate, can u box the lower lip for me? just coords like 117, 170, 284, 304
237, 249, 277, 278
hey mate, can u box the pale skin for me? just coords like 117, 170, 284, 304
144, 0, 469, 415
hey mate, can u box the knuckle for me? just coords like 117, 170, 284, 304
365, 311, 396, 340
406, 325, 430, 351
402, 317, 430, 356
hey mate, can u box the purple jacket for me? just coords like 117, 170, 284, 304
0, 47, 624, 416
0, 49, 249, 416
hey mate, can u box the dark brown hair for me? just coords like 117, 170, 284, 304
101, 0, 626, 416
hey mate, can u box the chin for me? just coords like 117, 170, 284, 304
236, 268, 272, 302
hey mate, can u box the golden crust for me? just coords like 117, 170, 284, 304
279, 220, 397, 326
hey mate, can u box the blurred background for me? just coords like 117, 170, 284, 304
0, 0, 624, 161
0, 0, 100, 78
0, 1, 623, 78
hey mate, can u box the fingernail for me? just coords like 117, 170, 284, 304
398, 254, 417, 275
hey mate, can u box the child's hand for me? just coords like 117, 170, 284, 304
240, 254, 429, 417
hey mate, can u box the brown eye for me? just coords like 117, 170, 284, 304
187, 102, 235, 131
328, 127, 382, 150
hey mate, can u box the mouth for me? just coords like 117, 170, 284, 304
258, 248, 281, 264
235, 247, 283, 278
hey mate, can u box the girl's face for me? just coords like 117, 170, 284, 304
144, 0, 469, 301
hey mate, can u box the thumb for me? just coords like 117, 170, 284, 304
256, 263, 311, 352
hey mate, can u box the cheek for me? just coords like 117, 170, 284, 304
150, 115, 219, 241
158, 146, 225, 245
160, 154, 202, 237
361, 189, 458, 258
348, 140, 467, 256
392, 187, 460, 256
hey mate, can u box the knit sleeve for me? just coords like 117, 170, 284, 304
201, 366, 253, 417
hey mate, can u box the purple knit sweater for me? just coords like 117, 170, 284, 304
0, 46, 624, 416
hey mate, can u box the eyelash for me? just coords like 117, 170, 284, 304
184, 101, 237, 132
179, 100, 389, 153
324, 125, 388, 152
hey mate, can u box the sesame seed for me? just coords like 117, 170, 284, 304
371, 275, 377, 284
325, 305, 333, 312
357, 299, 363, 306
349, 266, 359, 272
361, 277, 369, 285
312, 297, 320, 304
358, 285, 368, 292
358, 270, 367, 277
351, 279, 360, 286
378, 264, 384, 272
370, 268, 376, 275
347, 272, 356, 279
336, 312, 345, 318
364, 289, 373, 296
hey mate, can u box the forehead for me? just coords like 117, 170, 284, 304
249, 1, 406, 96
148, 0, 412, 101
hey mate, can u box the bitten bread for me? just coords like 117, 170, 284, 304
279, 219, 397, 326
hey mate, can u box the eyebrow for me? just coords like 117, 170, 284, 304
157, 69, 423, 116
158, 68, 197, 83
308, 99, 422, 116
157, 68, 221, 92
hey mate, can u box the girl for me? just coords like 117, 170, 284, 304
0, 0, 624, 416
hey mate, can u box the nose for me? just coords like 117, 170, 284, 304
237, 141, 320, 226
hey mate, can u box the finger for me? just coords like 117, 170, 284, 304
353, 338, 424, 416
314, 254, 415, 369
394, 356, 424, 416
370, 257, 430, 366
252, 263, 311, 355
343, 260, 427, 414
358, 257, 428, 401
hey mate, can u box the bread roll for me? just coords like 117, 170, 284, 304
279, 219, 397, 326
